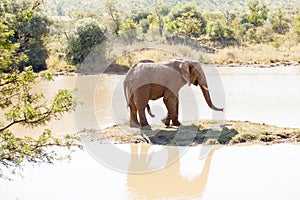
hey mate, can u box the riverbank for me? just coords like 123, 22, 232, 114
48, 62, 300, 77
79, 120, 300, 146
46, 46, 300, 75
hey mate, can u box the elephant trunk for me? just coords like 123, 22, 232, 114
199, 84, 223, 112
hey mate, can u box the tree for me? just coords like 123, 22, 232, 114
177, 11, 206, 37
65, 18, 106, 65
139, 18, 150, 33
207, 21, 225, 38
104, 0, 121, 36
245, 0, 269, 27
269, 8, 290, 34
167, 3, 206, 38
0, 0, 80, 179
4, 0, 51, 72
130, 9, 152, 34
119, 18, 138, 44
154, 3, 170, 36
130, 9, 151, 24
230, 18, 248, 43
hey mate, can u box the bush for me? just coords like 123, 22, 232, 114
46, 54, 76, 73
294, 16, 300, 40
65, 18, 106, 65
167, 2, 206, 37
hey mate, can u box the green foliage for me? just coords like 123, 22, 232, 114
245, 27, 257, 43
229, 18, 247, 42
0, 129, 79, 179
104, 0, 121, 36
207, 21, 225, 38
43, 0, 300, 17
255, 25, 274, 43
119, 18, 138, 43
154, 3, 170, 17
0, 1, 81, 179
269, 8, 290, 34
130, 9, 151, 24
130, 9, 153, 34
46, 54, 76, 73
2, 0, 51, 72
12, 0, 300, 68
244, 0, 269, 27
294, 16, 300, 40
154, 3, 171, 36
167, 3, 206, 37
139, 18, 150, 33
0, 25, 22, 71
65, 18, 106, 65
177, 10, 206, 37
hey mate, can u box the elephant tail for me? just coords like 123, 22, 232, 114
124, 81, 130, 107
147, 104, 155, 117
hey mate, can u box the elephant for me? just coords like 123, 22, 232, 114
123, 58, 223, 128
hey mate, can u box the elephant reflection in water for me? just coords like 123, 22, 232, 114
126, 144, 216, 199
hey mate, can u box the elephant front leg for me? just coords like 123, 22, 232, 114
161, 116, 171, 127
171, 97, 181, 126
163, 91, 180, 127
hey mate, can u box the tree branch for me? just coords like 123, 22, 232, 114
0, 119, 26, 132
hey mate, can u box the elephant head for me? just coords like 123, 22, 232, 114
163, 59, 224, 112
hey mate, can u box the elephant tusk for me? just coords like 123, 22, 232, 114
201, 85, 209, 91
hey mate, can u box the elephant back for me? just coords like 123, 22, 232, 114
124, 62, 185, 103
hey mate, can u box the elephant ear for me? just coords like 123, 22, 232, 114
179, 61, 191, 86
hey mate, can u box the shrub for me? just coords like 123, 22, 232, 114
65, 18, 106, 65
294, 16, 300, 40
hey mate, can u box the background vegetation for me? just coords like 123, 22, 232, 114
42, 0, 300, 71
43, 0, 300, 17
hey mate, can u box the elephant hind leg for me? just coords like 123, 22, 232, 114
134, 87, 151, 129
129, 97, 139, 127
137, 106, 150, 128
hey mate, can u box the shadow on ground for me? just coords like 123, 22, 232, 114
80, 120, 300, 145
143, 124, 239, 146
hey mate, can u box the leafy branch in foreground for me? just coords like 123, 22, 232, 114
0, 67, 82, 180
0, 129, 81, 179
0, 0, 81, 180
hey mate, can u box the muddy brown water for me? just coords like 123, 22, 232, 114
10, 66, 300, 137
1, 66, 300, 199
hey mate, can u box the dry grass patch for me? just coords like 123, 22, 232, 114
212, 44, 300, 65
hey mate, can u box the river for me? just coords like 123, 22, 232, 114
1, 66, 300, 199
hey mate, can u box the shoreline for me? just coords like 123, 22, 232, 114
50, 62, 300, 76
79, 120, 300, 146
211, 62, 300, 68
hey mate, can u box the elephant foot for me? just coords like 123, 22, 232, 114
171, 120, 181, 127
141, 125, 151, 130
130, 120, 139, 128
161, 117, 170, 127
